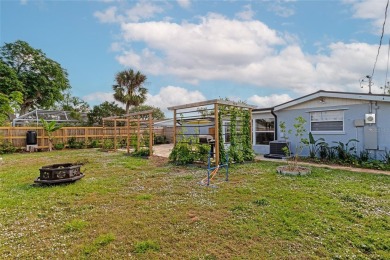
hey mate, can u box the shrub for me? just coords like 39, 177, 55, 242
67, 137, 83, 149
102, 139, 114, 150
132, 148, 150, 157
197, 143, 211, 163
88, 139, 100, 148
154, 135, 166, 144
54, 142, 65, 150
169, 142, 195, 165
0, 141, 16, 154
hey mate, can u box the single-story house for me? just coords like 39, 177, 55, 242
252, 90, 390, 159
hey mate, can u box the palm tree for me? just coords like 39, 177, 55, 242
112, 69, 148, 114
40, 119, 62, 151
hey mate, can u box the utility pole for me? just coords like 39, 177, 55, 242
360, 75, 373, 94
382, 81, 390, 94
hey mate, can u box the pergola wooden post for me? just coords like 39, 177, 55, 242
173, 109, 176, 145
137, 115, 140, 151
114, 118, 117, 151
249, 108, 253, 145
127, 117, 130, 154
149, 112, 153, 155
214, 103, 219, 166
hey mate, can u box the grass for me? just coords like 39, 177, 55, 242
0, 149, 389, 259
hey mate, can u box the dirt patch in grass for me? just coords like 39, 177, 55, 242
148, 155, 169, 167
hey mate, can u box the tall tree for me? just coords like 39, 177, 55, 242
0, 40, 71, 115
112, 69, 148, 114
87, 101, 125, 126
52, 92, 90, 123
128, 105, 165, 120
0, 91, 23, 126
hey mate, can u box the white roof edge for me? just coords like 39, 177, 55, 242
273, 91, 390, 111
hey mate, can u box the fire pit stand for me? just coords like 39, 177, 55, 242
35, 163, 84, 184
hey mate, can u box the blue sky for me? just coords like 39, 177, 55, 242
2, 0, 390, 113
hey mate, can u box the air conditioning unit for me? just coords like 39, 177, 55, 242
269, 141, 289, 155
365, 114, 376, 124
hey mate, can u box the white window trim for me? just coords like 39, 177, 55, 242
309, 110, 345, 133
253, 118, 275, 145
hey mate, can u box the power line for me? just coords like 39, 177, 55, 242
384, 38, 390, 94
371, 0, 390, 79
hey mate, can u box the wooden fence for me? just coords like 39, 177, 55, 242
0, 126, 170, 149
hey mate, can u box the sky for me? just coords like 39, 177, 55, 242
2, 0, 390, 114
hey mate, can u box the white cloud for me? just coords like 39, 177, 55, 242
92, 2, 390, 99
345, 0, 390, 34
94, 6, 121, 23
235, 5, 255, 21
83, 92, 116, 105
125, 1, 164, 22
145, 86, 206, 112
177, 0, 191, 9
94, 1, 164, 24
83, 86, 206, 112
113, 12, 390, 95
20, 0, 28, 5
249, 94, 293, 108
268, 2, 295, 18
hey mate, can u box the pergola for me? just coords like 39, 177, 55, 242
102, 110, 154, 154
168, 99, 255, 165
12, 109, 82, 127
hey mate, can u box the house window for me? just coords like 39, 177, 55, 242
255, 118, 275, 145
223, 121, 242, 144
224, 122, 230, 143
310, 110, 344, 132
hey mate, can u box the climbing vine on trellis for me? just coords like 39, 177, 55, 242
229, 107, 244, 163
218, 109, 226, 163
242, 109, 255, 161
218, 105, 254, 163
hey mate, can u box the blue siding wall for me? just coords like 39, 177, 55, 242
274, 102, 390, 159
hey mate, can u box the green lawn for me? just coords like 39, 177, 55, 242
0, 149, 389, 259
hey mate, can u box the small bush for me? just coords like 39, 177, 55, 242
67, 137, 84, 149
102, 139, 114, 150
197, 143, 211, 163
0, 141, 16, 154
54, 143, 65, 150
154, 135, 166, 144
169, 142, 195, 165
88, 139, 100, 148
132, 148, 150, 157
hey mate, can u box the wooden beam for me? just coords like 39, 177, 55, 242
114, 119, 117, 151
173, 109, 177, 146
167, 99, 256, 111
149, 112, 153, 155
214, 103, 219, 166
137, 115, 140, 151
127, 117, 130, 154
249, 108, 253, 145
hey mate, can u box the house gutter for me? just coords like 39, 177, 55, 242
271, 108, 277, 140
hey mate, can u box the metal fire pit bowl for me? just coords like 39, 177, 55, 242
35, 163, 84, 184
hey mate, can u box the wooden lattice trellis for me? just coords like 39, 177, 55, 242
102, 110, 154, 154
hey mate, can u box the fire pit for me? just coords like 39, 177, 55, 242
35, 163, 84, 184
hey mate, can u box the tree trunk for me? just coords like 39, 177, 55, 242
125, 103, 130, 114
